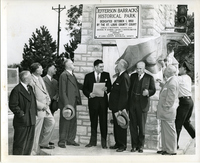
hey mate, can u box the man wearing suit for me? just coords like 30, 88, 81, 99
58, 59, 82, 148
9, 71, 37, 155
128, 61, 156, 153
175, 62, 195, 149
83, 59, 112, 149
157, 65, 179, 155
43, 63, 58, 115
30, 62, 55, 155
109, 59, 130, 152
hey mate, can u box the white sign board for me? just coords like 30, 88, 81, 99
95, 6, 139, 39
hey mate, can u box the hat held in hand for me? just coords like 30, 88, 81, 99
62, 104, 75, 120
114, 109, 129, 129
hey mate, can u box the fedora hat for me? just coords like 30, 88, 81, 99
62, 104, 75, 120
114, 109, 129, 129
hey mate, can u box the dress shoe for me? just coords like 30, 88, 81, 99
131, 147, 138, 152
85, 143, 96, 147
102, 146, 108, 149
138, 147, 143, 153
157, 150, 166, 154
58, 144, 66, 148
49, 142, 54, 145
162, 151, 177, 155
40, 145, 55, 149
116, 148, 126, 152
67, 141, 80, 146
109, 144, 119, 149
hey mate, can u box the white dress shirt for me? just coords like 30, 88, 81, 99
178, 74, 192, 97
94, 71, 101, 82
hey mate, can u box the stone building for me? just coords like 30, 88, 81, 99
72, 4, 191, 149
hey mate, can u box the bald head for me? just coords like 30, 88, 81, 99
64, 59, 75, 71
19, 71, 32, 85
136, 61, 145, 75
116, 59, 128, 72
164, 65, 177, 78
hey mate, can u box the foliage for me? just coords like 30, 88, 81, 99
54, 4, 83, 80
174, 13, 194, 81
20, 26, 57, 75
63, 4, 83, 60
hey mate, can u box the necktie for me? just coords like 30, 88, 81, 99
27, 85, 31, 94
138, 74, 141, 80
97, 74, 100, 83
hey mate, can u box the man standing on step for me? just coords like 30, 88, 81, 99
175, 62, 195, 149
109, 59, 130, 152
128, 61, 156, 153
157, 65, 179, 155
83, 59, 112, 149
9, 71, 37, 155
58, 59, 82, 148
30, 62, 55, 155
43, 63, 59, 115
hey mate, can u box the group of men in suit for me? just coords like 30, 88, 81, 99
83, 59, 156, 153
9, 63, 58, 155
9, 57, 195, 155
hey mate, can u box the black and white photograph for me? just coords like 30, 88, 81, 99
1, 0, 200, 163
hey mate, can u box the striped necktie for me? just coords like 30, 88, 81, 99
97, 74, 100, 83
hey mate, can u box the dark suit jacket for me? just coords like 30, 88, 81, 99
43, 76, 58, 100
9, 83, 37, 127
58, 70, 82, 110
128, 73, 156, 112
109, 71, 130, 113
83, 71, 112, 108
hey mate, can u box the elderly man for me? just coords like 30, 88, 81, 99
30, 62, 55, 155
9, 71, 37, 155
157, 65, 179, 155
58, 59, 82, 148
128, 61, 156, 153
43, 63, 59, 115
83, 59, 112, 149
109, 59, 130, 152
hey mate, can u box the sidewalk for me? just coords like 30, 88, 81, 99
8, 108, 195, 156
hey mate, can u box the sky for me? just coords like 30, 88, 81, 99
2, 0, 196, 65
4, 0, 71, 65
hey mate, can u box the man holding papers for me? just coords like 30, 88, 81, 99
83, 59, 112, 149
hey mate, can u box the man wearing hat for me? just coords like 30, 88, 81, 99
175, 62, 195, 149
58, 59, 82, 148
43, 63, 58, 115
83, 59, 112, 149
109, 59, 130, 152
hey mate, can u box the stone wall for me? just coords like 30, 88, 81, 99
74, 4, 176, 149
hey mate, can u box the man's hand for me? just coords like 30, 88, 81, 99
42, 105, 49, 111
89, 93, 96, 98
142, 89, 149, 96
102, 86, 107, 92
52, 94, 58, 101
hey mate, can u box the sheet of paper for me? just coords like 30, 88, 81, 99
92, 83, 105, 97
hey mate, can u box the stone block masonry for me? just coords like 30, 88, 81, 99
73, 4, 176, 149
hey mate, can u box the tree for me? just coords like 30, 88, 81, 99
20, 26, 57, 75
64, 4, 83, 60
54, 4, 83, 80
174, 13, 194, 81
